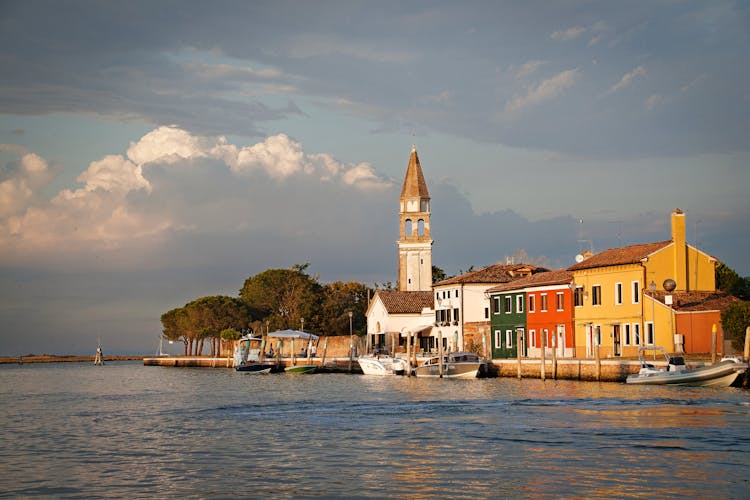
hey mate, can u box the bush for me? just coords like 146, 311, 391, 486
721, 302, 750, 352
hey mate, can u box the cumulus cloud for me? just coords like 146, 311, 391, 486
608, 66, 647, 95
505, 69, 580, 113
513, 60, 546, 80
0, 127, 394, 258
550, 26, 586, 41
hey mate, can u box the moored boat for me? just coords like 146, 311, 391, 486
233, 334, 275, 373
413, 351, 481, 379
358, 352, 406, 375
626, 345, 748, 387
284, 364, 318, 374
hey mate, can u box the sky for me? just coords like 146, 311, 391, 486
1, 1, 749, 355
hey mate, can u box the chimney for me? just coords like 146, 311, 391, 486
671, 209, 687, 291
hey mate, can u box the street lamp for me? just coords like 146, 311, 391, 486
348, 311, 354, 372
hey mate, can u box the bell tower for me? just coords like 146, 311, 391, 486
398, 146, 433, 291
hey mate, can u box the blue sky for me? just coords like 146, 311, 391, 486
1, 1, 748, 354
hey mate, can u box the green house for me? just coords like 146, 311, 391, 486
488, 288, 526, 358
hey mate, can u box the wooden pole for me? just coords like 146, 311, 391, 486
291, 338, 296, 367
540, 330, 546, 381
595, 343, 601, 382
276, 340, 282, 369
321, 337, 328, 367
406, 330, 412, 377
744, 326, 750, 360
711, 324, 717, 364
552, 328, 558, 380
438, 329, 444, 378
516, 329, 522, 379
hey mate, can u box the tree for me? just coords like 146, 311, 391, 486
432, 265, 447, 283
239, 264, 323, 332
319, 281, 370, 335
716, 262, 750, 301
721, 301, 750, 352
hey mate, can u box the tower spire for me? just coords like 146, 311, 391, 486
398, 146, 433, 292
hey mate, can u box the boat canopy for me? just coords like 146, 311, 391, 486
400, 324, 433, 337
267, 329, 320, 340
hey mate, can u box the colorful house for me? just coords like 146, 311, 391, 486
567, 209, 722, 358
432, 263, 544, 353
487, 270, 574, 358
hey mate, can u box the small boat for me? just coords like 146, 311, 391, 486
413, 351, 481, 379
233, 335, 275, 374
358, 351, 406, 376
626, 345, 748, 387
284, 364, 318, 374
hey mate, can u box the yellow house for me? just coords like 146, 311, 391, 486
568, 209, 718, 358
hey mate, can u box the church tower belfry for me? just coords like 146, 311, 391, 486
398, 146, 433, 291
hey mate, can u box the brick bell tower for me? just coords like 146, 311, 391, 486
398, 146, 433, 291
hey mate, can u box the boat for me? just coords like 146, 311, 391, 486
267, 329, 320, 374
413, 351, 481, 379
233, 334, 275, 374
358, 350, 406, 375
626, 345, 748, 387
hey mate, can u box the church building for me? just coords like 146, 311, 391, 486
365, 147, 435, 353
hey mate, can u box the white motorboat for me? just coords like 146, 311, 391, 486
626, 345, 748, 387
358, 352, 406, 375
413, 351, 481, 379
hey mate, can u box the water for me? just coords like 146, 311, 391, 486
1, 362, 749, 499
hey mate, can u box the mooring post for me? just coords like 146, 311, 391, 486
540, 332, 546, 381
438, 329, 444, 378
744, 327, 750, 388
321, 337, 328, 367
406, 330, 412, 377
552, 330, 558, 380
595, 344, 601, 382
711, 324, 717, 364
516, 329, 522, 380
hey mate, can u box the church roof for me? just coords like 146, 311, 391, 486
375, 290, 434, 314
435, 263, 546, 286
567, 241, 672, 271
400, 147, 430, 199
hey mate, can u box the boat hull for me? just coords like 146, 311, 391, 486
626, 359, 747, 387
357, 356, 405, 376
235, 363, 274, 374
285, 364, 318, 374
413, 362, 480, 379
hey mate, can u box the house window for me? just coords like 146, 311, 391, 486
574, 286, 584, 307
447, 290, 451, 299
624, 324, 631, 346
436, 292, 439, 301
485, 307, 489, 319
615, 282, 623, 305
504, 296, 512, 314
516, 295, 524, 313
493, 297, 500, 314
495, 330, 502, 348
633, 323, 641, 345
530, 329, 536, 348
435, 310, 439, 322
540, 294, 548, 312
592, 285, 602, 306
632, 281, 640, 304
556, 292, 564, 311
506, 330, 513, 349
453, 308, 459, 322
447, 309, 452, 322
455, 289, 459, 297
542, 329, 549, 348
646, 322, 654, 345
528, 294, 535, 313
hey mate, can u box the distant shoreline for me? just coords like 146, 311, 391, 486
0, 355, 144, 364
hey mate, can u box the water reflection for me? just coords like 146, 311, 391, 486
1, 364, 749, 498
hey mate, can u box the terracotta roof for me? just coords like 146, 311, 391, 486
435, 263, 545, 286
486, 270, 573, 294
648, 290, 741, 312
567, 241, 671, 271
375, 290, 434, 314
400, 147, 430, 199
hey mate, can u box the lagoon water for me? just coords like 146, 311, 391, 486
1, 362, 749, 499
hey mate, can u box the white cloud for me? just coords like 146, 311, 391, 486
514, 60, 546, 80
608, 66, 647, 95
550, 26, 586, 41
505, 69, 580, 113
0, 127, 394, 258
645, 94, 662, 110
